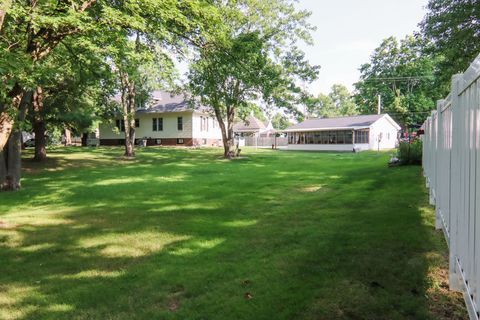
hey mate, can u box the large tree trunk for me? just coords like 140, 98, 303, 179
0, 90, 32, 191
0, 141, 7, 190
81, 133, 88, 147
0, 111, 14, 151
120, 71, 136, 158
33, 119, 47, 161
0, 0, 11, 32
4, 129, 22, 191
124, 123, 135, 157
0, 91, 30, 191
0, 85, 23, 151
213, 104, 236, 158
33, 87, 47, 161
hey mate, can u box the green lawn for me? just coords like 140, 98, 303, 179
0, 147, 466, 319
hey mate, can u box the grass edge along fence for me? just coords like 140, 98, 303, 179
422, 53, 480, 320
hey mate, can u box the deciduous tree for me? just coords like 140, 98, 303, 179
420, 0, 480, 85
188, 0, 319, 158
354, 36, 442, 128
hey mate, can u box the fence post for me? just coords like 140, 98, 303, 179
449, 73, 464, 292
435, 100, 444, 230
429, 111, 437, 206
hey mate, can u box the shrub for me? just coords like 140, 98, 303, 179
398, 139, 422, 165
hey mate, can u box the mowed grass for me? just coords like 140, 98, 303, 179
0, 147, 467, 320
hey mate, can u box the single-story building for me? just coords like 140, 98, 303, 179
99, 91, 223, 147
233, 115, 279, 147
283, 114, 401, 151
233, 115, 276, 136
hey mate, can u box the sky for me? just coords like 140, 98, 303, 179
297, 0, 429, 96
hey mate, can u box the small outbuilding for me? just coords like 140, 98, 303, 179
233, 115, 277, 147
284, 114, 400, 152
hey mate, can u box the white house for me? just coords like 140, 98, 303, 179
99, 91, 223, 147
233, 115, 275, 136
284, 114, 401, 152
233, 115, 277, 147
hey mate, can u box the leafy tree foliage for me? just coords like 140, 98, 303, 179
0, 0, 219, 190
271, 112, 292, 130
307, 84, 357, 118
420, 0, 480, 85
188, 0, 319, 158
353, 36, 443, 128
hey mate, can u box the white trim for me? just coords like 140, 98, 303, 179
283, 114, 402, 133
283, 126, 369, 133
287, 143, 370, 152
381, 114, 402, 130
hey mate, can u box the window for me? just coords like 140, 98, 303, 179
329, 131, 337, 144
345, 131, 353, 144
135, 119, 140, 128
321, 131, 329, 144
177, 117, 183, 131
337, 131, 345, 144
177, 138, 184, 144
200, 116, 209, 132
287, 130, 357, 145
307, 132, 314, 144
116, 119, 125, 132
152, 118, 157, 131
355, 129, 370, 144
152, 118, 163, 131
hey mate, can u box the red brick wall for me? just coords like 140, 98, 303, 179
100, 138, 194, 147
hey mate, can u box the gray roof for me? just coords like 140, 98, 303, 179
137, 91, 192, 114
284, 114, 387, 132
233, 115, 267, 132
112, 91, 208, 114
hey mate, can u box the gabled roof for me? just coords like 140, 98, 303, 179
284, 114, 399, 132
233, 115, 267, 132
137, 91, 192, 114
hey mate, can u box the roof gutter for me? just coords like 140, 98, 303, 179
282, 126, 371, 133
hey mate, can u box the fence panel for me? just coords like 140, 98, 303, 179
422, 54, 480, 320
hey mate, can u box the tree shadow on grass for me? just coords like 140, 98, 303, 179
0, 149, 467, 319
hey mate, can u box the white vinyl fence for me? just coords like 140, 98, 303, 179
422, 54, 480, 320
243, 136, 288, 147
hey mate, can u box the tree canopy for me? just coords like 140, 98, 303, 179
353, 36, 443, 128
420, 0, 480, 86
0, 0, 220, 189
188, 0, 319, 157
307, 84, 357, 118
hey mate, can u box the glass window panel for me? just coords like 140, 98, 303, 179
337, 131, 345, 144
152, 118, 157, 131
345, 131, 353, 144
177, 117, 183, 131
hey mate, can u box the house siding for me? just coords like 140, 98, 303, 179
99, 111, 223, 146
191, 112, 223, 146
285, 115, 400, 152
369, 116, 399, 150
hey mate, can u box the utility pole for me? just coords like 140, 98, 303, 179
377, 95, 381, 115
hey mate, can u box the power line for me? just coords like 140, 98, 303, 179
360, 75, 434, 82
